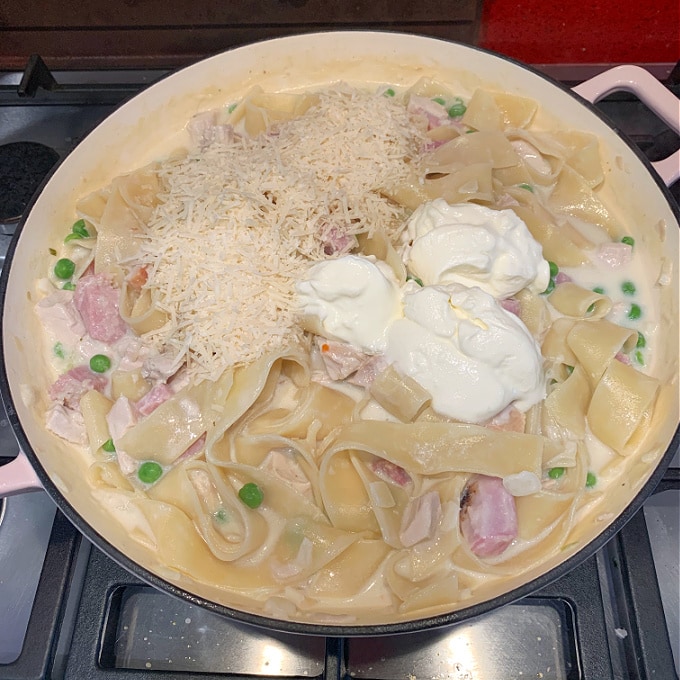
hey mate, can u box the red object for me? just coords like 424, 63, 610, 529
479, 0, 680, 65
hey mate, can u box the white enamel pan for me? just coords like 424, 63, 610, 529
0, 32, 678, 635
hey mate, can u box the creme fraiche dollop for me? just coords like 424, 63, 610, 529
404, 199, 550, 299
296, 255, 402, 353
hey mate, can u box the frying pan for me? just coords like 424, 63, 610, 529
0, 31, 678, 635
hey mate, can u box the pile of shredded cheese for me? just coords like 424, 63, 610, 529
137, 86, 426, 380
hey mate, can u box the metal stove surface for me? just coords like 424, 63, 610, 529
0, 61, 678, 680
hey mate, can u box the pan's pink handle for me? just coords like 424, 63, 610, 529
0, 449, 42, 497
572, 65, 680, 186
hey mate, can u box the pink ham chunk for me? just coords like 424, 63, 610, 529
459, 474, 518, 558
499, 298, 521, 316
48, 365, 108, 409
407, 95, 450, 130
74, 273, 127, 343
135, 382, 174, 416
321, 225, 356, 257
370, 458, 413, 488
174, 433, 207, 466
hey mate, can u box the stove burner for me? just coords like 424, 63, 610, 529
0, 142, 60, 224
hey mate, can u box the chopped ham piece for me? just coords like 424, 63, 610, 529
400, 491, 442, 547
596, 242, 633, 268
48, 365, 108, 409
555, 272, 572, 284
74, 274, 127, 343
407, 95, 449, 130
136, 382, 174, 416
321, 225, 356, 256
370, 458, 412, 488
615, 351, 631, 365
499, 298, 521, 316
175, 433, 207, 465
316, 337, 370, 381
460, 474, 518, 558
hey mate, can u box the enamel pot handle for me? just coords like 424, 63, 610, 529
572, 64, 680, 186
0, 449, 42, 497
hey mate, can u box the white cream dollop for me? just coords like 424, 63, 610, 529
385, 284, 545, 423
404, 199, 550, 298
296, 255, 401, 353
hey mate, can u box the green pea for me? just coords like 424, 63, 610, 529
586, 303, 596, 314
621, 281, 636, 296
432, 96, 446, 105
634, 350, 644, 365
89, 354, 111, 373
62, 282, 76, 291
238, 482, 264, 509
549, 467, 565, 479
102, 438, 116, 453
628, 303, 642, 320
447, 98, 467, 118
636, 332, 646, 348
565, 365, 574, 376
621, 236, 634, 247
592, 286, 605, 295
548, 261, 559, 278
138, 461, 163, 484
543, 278, 555, 295
384, 88, 396, 97
518, 183, 534, 192
72, 219, 89, 237
64, 219, 91, 243
54, 258, 75, 279
53, 342, 65, 359
227, 102, 238, 113
406, 274, 424, 287
586, 472, 597, 488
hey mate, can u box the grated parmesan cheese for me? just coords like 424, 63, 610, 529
136, 86, 426, 381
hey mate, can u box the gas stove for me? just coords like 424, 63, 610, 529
0, 56, 678, 680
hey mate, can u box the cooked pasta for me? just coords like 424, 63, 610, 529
34, 79, 668, 625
